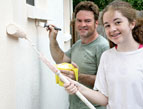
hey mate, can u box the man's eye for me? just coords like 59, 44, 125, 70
85, 20, 91, 23
76, 19, 81, 22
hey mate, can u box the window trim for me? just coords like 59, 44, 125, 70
26, 4, 52, 20
26, 0, 35, 6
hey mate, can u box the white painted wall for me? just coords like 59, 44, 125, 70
0, 0, 72, 109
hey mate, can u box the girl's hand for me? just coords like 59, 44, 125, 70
63, 77, 78, 94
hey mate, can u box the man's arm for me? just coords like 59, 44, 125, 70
48, 25, 71, 64
78, 73, 96, 88
50, 39, 70, 63
60, 69, 96, 88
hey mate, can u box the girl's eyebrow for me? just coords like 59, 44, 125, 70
113, 18, 121, 21
103, 18, 121, 25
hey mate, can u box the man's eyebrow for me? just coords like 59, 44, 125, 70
103, 22, 108, 25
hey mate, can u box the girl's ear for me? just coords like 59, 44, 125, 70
130, 20, 136, 29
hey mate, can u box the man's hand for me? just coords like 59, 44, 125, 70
60, 62, 79, 80
60, 70, 76, 80
47, 25, 58, 40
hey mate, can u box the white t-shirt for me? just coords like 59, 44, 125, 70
94, 47, 143, 109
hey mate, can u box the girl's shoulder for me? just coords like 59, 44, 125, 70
102, 47, 115, 55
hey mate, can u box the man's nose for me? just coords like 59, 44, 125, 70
80, 22, 86, 26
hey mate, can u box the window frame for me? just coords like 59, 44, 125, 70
26, 0, 35, 6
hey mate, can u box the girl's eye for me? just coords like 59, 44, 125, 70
115, 21, 121, 25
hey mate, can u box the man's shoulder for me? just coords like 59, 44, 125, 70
74, 39, 81, 44
97, 35, 108, 43
92, 35, 109, 47
71, 39, 81, 47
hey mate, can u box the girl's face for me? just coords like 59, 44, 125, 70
103, 10, 135, 46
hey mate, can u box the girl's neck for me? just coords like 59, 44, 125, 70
116, 40, 140, 52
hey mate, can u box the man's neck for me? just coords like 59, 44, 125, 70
81, 32, 99, 44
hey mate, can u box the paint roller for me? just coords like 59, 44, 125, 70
6, 24, 96, 109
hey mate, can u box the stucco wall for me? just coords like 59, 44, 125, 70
0, 0, 72, 109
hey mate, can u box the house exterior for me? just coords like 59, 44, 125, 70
0, 0, 73, 109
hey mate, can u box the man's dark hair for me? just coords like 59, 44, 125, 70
74, 1, 99, 21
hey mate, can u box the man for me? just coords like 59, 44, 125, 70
48, 1, 109, 109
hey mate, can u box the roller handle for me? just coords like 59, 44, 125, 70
29, 42, 96, 109
57, 72, 96, 109
6, 23, 95, 109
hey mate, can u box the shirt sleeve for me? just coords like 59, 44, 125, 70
93, 53, 108, 97
65, 48, 71, 58
65, 40, 80, 58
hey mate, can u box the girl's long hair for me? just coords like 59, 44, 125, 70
101, 0, 143, 48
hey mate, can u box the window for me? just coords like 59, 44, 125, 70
26, 0, 51, 20
26, 0, 35, 6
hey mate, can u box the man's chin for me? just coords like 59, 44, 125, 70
80, 33, 88, 37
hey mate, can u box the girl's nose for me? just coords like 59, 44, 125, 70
110, 25, 117, 32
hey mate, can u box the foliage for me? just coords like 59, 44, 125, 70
73, 0, 143, 11
125, 0, 143, 10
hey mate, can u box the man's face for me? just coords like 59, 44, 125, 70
75, 10, 97, 39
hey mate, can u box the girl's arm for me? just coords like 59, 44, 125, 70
64, 78, 108, 106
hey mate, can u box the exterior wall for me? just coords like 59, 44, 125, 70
0, 0, 72, 109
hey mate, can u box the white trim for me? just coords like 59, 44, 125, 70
26, 4, 53, 20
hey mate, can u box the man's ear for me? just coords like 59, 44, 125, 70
96, 20, 98, 24
95, 20, 98, 28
